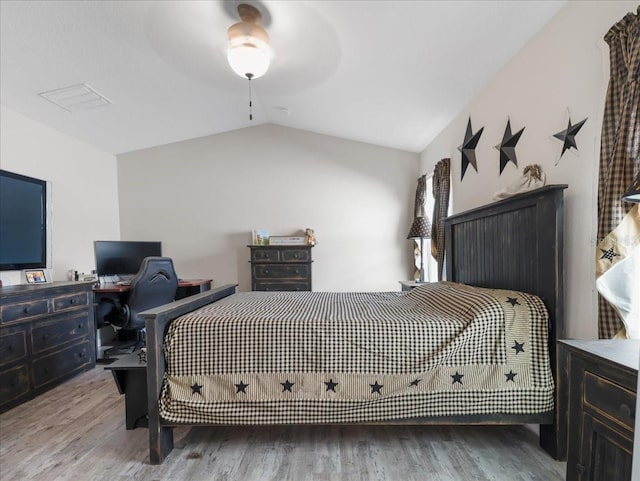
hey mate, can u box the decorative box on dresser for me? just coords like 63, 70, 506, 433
0, 281, 95, 413
249, 245, 313, 291
559, 339, 638, 481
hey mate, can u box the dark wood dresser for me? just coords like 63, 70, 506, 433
249, 245, 313, 291
0, 281, 95, 413
559, 339, 638, 481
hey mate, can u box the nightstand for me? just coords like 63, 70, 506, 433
559, 339, 638, 481
399, 280, 427, 291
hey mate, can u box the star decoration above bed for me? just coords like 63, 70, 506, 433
553, 116, 587, 163
458, 117, 484, 181
494, 119, 525, 175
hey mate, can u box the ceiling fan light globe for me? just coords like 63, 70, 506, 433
227, 41, 270, 79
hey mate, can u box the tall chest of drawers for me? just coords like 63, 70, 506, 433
0, 282, 95, 413
249, 245, 313, 291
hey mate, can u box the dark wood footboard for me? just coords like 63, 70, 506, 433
140, 284, 238, 464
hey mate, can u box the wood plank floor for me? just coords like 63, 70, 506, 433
0, 367, 566, 481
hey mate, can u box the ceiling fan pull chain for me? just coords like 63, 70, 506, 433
247, 73, 253, 121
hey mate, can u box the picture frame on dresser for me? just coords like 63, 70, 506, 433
25, 269, 47, 283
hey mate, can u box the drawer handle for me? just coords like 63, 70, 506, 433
294, 270, 300, 275
264, 269, 270, 274
293, 253, 299, 259
78, 323, 83, 330
265, 254, 270, 259
78, 352, 85, 358
619, 403, 633, 419
69, 299, 76, 305
23, 307, 30, 314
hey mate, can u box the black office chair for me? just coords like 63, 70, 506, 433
103, 256, 178, 357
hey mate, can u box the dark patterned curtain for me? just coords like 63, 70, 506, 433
431, 158, 451, 281
597, 7, 640, 338
414, 175, 427, 218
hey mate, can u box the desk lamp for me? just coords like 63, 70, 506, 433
407, 216, 432, 282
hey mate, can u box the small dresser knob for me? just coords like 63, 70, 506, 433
293, 253, 299, 259
619, 403, 632, 418
23, 307, 30, 314
69, 299, 76, 304
264, 269, 270, 275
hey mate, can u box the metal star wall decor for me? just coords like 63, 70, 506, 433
458, 117, 484, 181
494, 119, 525, 175
553, 116, 587, 162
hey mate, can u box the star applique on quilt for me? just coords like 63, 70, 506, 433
235, 381, 249, 394
506, 297, 520, 307
281, 380, 295, 392
324, 379, 338, 392
512, 341, 525, 354
370, 381, 384, 395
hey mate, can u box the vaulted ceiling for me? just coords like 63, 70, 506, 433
0, 1, 565, 155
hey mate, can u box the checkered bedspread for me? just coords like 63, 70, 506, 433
159, 282, 554, 424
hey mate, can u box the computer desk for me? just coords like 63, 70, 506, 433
93, 278, 212, 298
93, 279, 212, 361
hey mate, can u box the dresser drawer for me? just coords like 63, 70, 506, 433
1, 299, 49, 324
0, 329, 28, 366
584, 370, 636, 432
281, 249, 310, 262
0, 364, 30, 408
53, 292, 89, 311
31, 341, 92, 388
253, 264, 309, 280
31, 313, 90, 354
254, 282, 311, 292
251, 248, 281, 262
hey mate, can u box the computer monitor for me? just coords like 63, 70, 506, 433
94, 241, 162, 278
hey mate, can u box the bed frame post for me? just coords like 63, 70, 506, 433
141, 284, 238, 464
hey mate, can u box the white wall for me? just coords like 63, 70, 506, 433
420, 1, 638, 339
117, 124, 419, 292
0, 105, 120, 284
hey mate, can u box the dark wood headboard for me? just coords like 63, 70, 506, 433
444, 184, 567, 340
444, 184, 567, 457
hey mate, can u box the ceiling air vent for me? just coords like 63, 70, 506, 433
38, 83, 112, 112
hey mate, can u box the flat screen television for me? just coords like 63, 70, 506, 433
94, 240, 162, 278
0, 170, 48, 271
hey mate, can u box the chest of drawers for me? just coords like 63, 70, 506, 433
0, 282, 95, 413
559, 339, 638, 481
249, 245, 313, 291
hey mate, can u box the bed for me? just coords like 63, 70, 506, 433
141, 184, 567, 465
